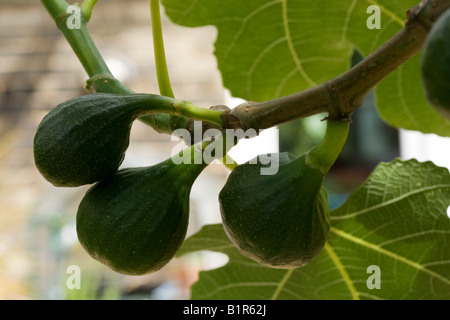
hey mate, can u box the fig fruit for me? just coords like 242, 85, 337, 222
219, 152, 330, 268
420, 9, 450, 120
33, 93, 176, 187
219, 119, 349, 268
76, 146, 208, 275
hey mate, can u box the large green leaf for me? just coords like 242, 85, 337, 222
178, 159, 450, 299
161, 0, 450, 136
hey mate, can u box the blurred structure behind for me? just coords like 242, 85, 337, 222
0, 0, 232, 300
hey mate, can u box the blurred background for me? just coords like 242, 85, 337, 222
0, 0, 447, 300
1, 0, 234, 300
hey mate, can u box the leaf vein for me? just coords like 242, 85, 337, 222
281, 0, 316, 87
223, 0, 281, 62
271, 269, 294, 300
331, 184, 450, 220
324, 242, 360, 300
365, 0, 405, 26
330, 227, 450, 286
378, 230, 450, 247
341, 0, 357, 43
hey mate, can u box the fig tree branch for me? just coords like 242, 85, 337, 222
42, 0, 450, 138
222, 0, 450, 132
40, 0, 199, 135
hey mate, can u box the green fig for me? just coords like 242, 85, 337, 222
76, 146, 208, 275
420, 8, 450, 120
219, 152, 330, 268
219, 119, 349, 269
34, 93, 181, 187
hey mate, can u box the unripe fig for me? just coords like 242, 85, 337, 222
219, 152, 330, 268
76, 148, 208, 275
219, 119, 349, 268
420, 9, 450, 120
33, 93, 178, 187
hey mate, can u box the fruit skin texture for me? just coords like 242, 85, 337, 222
219, 152, 330, 269
420, 9, 450, 120
76, 158, 206, 276
33, 93, 170, 187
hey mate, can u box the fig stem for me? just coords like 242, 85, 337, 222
150, 0, 175, 99
173, 100, 224, 128
80, 0, 98, 22
221, 154, 239, 171
41, 0, 111, 82
40, 0, 191, 134
306, 119, 350, 174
